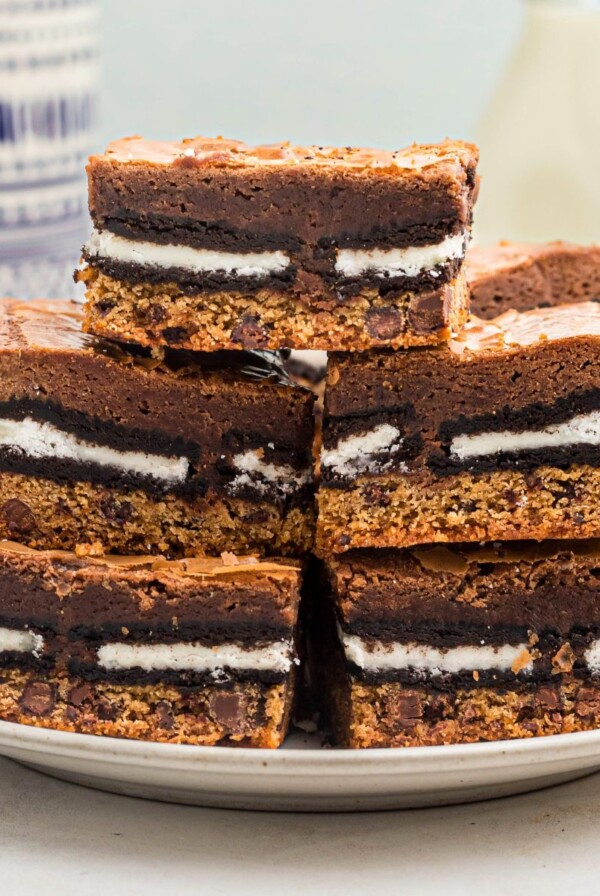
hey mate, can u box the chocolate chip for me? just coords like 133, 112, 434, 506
575, 687, 600, 718
360, 483, 391, 507
1, 498, 37, 534
407, 288, 447, 334
535, 685, 561, 710
231, 315, 270, 348
243, 508, 270, 524
55, 498, 72, 516
364, 306, 404, 340
155, 700, 175, 730
461, 703, 480, 721
148, 303, 166, 323
525, 473, 543, 490
522, 720, 539, 734
386, 693, 423, 728
19, 681, 56, 716
99, 497, 134, 524
68, 683, 94, 707
461, 500, 478, 513
574, 511, 585, 524
210, 692, 247, 733
97, 701, 117, 721
95, 300, 116, 317
162, 326, 188, 345
550, 481, 577, 504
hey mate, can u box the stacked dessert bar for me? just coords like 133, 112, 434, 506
78, 136, 475, 351
3, 134, 479, 749
0, 296, 314, 745
4, 131, 600, 753
316, 237, 600, 747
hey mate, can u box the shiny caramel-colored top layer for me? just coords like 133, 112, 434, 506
411, 540, 600, 576
450, 301, 600, 355
92, 135, 479, 179
331, 539, 600, 580
0, 540, 301, 581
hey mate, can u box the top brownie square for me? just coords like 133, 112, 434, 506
79, 136, 478, 351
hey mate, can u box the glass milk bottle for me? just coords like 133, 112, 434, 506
474, 0, 600, 244
0, 0, 100, 298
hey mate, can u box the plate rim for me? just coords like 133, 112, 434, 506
1, 719, 600, 775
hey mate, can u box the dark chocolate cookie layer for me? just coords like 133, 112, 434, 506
82, 250, 462, 299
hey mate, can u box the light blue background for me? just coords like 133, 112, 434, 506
99, 0, 522, 149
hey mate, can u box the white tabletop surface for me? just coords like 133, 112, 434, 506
1, 756, 599, 896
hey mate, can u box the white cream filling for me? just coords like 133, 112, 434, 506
334, 232, 465, 278
320, 424, 405, 478
0, 627, 44, 657
0, 417, 189, 484
227, 449, 311, 496
450, 409, 600, 461
97, 639, 294, 674
85, 228, 290, 277
340, 629, 532, 675
584, 639, 600, 674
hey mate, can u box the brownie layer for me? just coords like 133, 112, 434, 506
329, 541, 600, 636
467, 241, 600, 319
80, 267, 470, 352
0, 542, 301, 693
88, 136, 479, 248
324, 541, 600, 690
0, 669, 294, 747
0, 541, 301, 639
0, 299, 315, 552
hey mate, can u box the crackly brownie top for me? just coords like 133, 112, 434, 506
450, 301, 600, 355
0, 541, 302, 637
93, 135, 479, 180
466, 241, 600, 320
467, 240, 600, 281
0, 298, 89, 352
328, 540, 600, 640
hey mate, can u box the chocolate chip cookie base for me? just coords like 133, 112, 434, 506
80, 267, 469, 351
330, 675, 600, 748
316, 465, 600, 553
0, 472, 314, 557
0, 669, 293, 747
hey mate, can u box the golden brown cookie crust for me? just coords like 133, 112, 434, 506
0, 669, 293, 748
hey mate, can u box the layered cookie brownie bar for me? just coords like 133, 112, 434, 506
78, 136, 478, 351
318, 302, 600, 553
321, 541, 600, 747
0, 541, 302, 746
467, 241, 600, 319
0, 299, 314, 556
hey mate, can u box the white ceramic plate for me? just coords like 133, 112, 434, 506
1, 721, 600, 811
